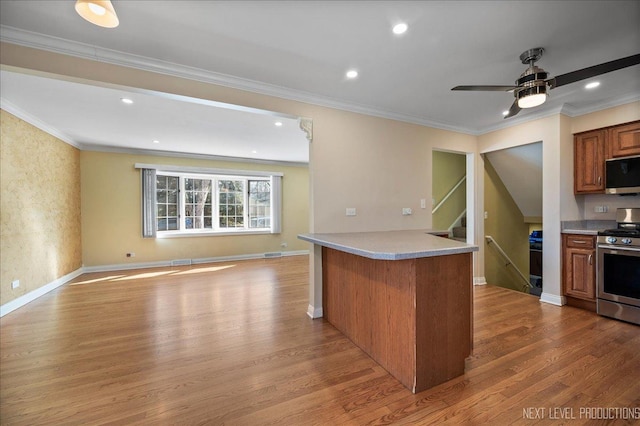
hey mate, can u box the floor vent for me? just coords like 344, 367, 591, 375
264, 252, 282, 258
171, 259, 192, 266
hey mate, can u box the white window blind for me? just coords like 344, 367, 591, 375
141, 168, 157, 238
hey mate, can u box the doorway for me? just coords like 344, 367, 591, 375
432, 150, 467, 240
483, 142, 543, 294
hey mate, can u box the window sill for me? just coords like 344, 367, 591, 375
157, 229, 274, 239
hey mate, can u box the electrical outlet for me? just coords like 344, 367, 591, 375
346, 208, 356, 216
420, 199, 426, 209
484, 211, 489, 219
594, 205, 609, 213
402, 207, 412, 216
11, 280, 20, 289
280, 242, 288, 248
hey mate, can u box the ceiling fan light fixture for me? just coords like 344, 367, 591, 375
517, 85, 547, 109
75, 0, 119, 28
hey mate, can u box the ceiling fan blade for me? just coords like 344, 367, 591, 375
504, 100, 521, 119
548, 53, 640, 88
451, 85, 515, 91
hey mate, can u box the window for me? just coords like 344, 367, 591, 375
218, 180, 244, 228
184, 178, 213, 230
249, 180, 271, 228
156, 175, 179, 231
141, 166, 281, 236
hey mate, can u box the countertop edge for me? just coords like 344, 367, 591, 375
298, 232, 478, 260
561, 229, 600, 235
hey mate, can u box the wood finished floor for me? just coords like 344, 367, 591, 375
1, 256, 639, 425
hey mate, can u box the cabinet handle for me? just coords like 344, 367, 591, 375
598, 176, 602, 185
588, 254, 593, 265
572, 240, 587, 244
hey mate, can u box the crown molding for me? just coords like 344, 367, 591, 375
559, 94, 640, 118
81, 144, 309, 168
0, 25, 478, 136
1, 97, 307, 166
2, 25, 637, 138
0, 98, 81, 148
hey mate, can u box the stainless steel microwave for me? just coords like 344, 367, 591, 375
606, 155, 640, 194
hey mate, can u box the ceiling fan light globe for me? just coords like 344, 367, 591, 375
518, 93, 547, 108
517, 84, 548, 109
75, 0, 119, 28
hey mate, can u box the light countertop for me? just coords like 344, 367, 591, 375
561, 219, 615, 236
298, 229, 478, 261
561, 228, 600, 235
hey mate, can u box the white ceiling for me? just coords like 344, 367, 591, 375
0, 70, 309, 163
1, 1, 639, 162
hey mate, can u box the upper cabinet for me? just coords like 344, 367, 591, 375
609, 121, 640, 158
574, 120, 640, 195
574, 129, 606, 194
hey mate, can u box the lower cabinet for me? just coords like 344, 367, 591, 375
562, 234, 596, 311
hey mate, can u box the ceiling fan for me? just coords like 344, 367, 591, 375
452, 48, 640, 119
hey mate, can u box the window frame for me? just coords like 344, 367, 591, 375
137, 163, 282, 239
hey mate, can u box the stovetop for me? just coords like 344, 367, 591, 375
598, 228, 640, 237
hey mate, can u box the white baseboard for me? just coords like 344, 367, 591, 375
83, 260, 172, 273
307, 304, 323, 319
474, 276, 487, 285
2, 251, 311, 316
85, 250, 310, 273
540, 292, 565, 306
0, 267, 84, 317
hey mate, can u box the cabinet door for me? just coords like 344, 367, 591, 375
574, 130, 605, 194
609, 121, 640, 158
563, 247, 596, 301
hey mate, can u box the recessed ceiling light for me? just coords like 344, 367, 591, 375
274, 121, 283, 127
392, 23, 408, 35
121, 98, 133, 104
502, 110, 509, 116
585, 81, 600, 89
153, 140, 160, 144
346, 69, 358, 79
252, 150, 258, 154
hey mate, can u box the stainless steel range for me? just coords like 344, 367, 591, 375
597, 208, 640, 325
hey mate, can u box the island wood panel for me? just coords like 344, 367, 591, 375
322, 248, 416, 390
415, 252, 472, 389
322, 247, 472, 393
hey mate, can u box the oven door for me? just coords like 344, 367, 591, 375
597, 245, 640, 307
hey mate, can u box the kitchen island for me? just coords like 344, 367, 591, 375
298, 230, 478, 393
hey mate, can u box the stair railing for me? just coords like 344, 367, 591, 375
448, 208, 467, 234
485, 235, 532, 292
432, 175, 466, 214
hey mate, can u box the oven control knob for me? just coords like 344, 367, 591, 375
606, 236, 617, 244
622, 238, 632, 245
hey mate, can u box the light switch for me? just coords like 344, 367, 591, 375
346, 208, 357, 216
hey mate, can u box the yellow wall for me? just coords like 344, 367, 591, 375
432, 151, 466, 230
483, 157, 530, 292
0, 110, 82, 305
81, 151, 309, 267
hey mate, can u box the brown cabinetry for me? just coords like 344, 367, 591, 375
574, 120, 640, 194
562, 234, 596, 310
574, 129, 605, 194
609, 121, 640, 158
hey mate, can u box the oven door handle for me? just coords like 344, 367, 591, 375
598, 245, 640, 253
